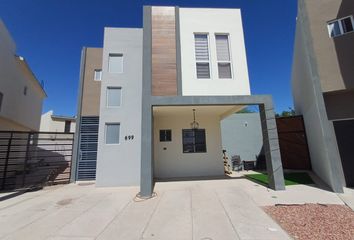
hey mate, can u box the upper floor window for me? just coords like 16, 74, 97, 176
108, 54, 123, 73
328, 16, 354, 38
23, 86, 28, 95
194, 34, 210, 79
106, 87, 122, 107
94, 69, 102, 81
215, 34, 232, 79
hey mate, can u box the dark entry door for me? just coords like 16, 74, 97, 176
333, 120, 354, 187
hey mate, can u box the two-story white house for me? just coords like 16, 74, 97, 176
0, 19, 46, 131
73, 6, 285, 198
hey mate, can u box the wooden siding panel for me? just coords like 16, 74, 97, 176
82, 48, 102, 116
151, 7, 177, 96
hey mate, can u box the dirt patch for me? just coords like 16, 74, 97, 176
77, 182, 95, 186
56, 198, 73, 206
263, 204, 354, 240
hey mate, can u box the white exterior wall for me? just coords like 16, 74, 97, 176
0, 20, 45, 131
154, 114, 224, 178
221, 113, 263, 162
40, 110, 76, 133
179, 8, 250, 96
95, 28, 142, 187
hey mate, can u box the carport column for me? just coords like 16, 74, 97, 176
140, 6, 154, 197
259, 100, 285, 190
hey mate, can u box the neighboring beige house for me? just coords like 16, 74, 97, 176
292, 0, 354, 191
40, 110, 76, 133
0, 19, 46, 131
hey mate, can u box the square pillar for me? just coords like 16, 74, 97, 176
259, 102, 285, 190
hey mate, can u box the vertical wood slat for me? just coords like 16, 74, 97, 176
151, 7, 177, 96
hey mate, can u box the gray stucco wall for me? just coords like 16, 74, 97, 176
324, 90, 354, 120
95, 28, 143, 187
291, 0, 345, 192
221, 113, 263, 162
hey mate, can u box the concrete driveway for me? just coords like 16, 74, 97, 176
0, 176, 344, 240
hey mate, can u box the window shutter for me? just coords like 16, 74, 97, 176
215, 35, 230, 61
218, 63, 232, 79
194, 34, 209, 61
196, 63, 210, 79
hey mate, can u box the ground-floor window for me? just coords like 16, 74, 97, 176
105, 123, 120, 144
182, 129, 206, 153
160, 129, 172, 142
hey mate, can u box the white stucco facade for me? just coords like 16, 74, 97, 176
154, 109, 224, 178
179, 8, 250, 96
0, 19, 46, 131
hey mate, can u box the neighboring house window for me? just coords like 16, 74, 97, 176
64, 121, 71, 133
328, 16, 354, 38
108, 54, 123, 73
106, 87, 122, 107
194, 34, 210, 79
215, 34, 232, 79
160, 129, 172, 142
0, 92, 3, 112
23, 86, 27, 95
94, 69, 102, 81
182, 129, 206, 153
105, 123, 120, 144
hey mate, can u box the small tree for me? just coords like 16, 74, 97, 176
236, 106, 257, 113
275, 107, 296, 117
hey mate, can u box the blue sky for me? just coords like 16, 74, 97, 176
0, 0, 297, 116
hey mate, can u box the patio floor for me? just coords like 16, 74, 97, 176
0, 173, 345, 240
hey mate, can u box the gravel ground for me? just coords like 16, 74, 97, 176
263, 204, 354, 240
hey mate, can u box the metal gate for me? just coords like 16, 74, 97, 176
276, 116, 312, 170
77, 116, 99, 180
0, 131, 74, 191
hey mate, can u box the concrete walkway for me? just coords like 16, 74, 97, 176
338, 187, 354, 211
0, 176, 346, 240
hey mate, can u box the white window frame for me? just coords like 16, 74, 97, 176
327, 15, 354, 38
108, 53, 124, 74
94, 69, 102, 81
106, 87, 122, 108
105, 123, 121, 145
215, 33, 233, 79
194, 33, 212, 79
